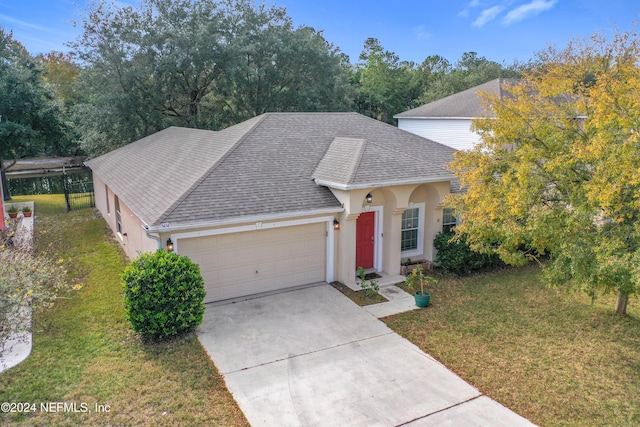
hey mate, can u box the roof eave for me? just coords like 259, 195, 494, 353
395, 116, 477, 120
314, 174, 456, 191
146, 206, 344, 233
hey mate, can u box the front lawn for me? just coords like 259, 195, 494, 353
3, 194, 639, 426
0, 195, 248, 426
385, 266, 640, 426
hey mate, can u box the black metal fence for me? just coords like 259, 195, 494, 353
64, 178, 95, 212
8, 170, 92, 196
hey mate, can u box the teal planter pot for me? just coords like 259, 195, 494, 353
414, 290, 431, 308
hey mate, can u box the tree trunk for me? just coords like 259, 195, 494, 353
615, 292, 628, 315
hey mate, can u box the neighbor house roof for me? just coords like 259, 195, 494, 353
394, 78, 520, 119
86, 113, 456, 230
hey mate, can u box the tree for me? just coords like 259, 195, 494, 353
0, 28, 74, 199
39, 51, 82, 107
353, 38, 420, 124
218, 24, 352, 125
447, 30, 640, 315
71, 0, 352, 157
420, 52, 522, 104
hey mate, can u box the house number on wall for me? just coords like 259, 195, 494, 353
161, 223, 170, 229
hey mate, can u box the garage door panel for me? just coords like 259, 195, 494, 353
308, 237, 326, 251
256, 243, 286, 260
271, 258, 292, 271
180, 222, 327, 303
219, 266, 253, 282
219, 248, 243, 265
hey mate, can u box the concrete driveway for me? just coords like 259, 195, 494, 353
197, 284, 536, 426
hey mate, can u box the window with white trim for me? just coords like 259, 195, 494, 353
114, 195, 123, 235
401, 203, 425, 257
105, 184, 110, 214
442, 208, 457, 234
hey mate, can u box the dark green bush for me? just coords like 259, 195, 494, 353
122, 250, 205, 342
434, 232, 503, 275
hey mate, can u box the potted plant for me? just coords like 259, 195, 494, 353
21, 206, 32, 218
8, 205, 18, 219
405, 264, 437, 308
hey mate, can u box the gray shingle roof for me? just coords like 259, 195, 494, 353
394, 78, 519, 119
312, 137, 366, 186
87, 113, 456, 229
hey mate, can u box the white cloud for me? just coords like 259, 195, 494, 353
473, 6, 504, 28
459, 0, 483, 17
503, 0, 558, 25
413, 25, 432, 40
0, 14, 54, 33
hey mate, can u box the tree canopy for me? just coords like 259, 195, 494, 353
70, 0, 352, 156
352, 38, 522, 125
353, 38, 420, 124
0, 29, 72, 161
447, 30, 640, 314
0, 28, 77, 199
1, 0, 525, 161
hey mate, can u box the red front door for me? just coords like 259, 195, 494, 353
356, 211, 375, 269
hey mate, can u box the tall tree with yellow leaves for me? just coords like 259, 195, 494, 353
448, 30, 640, 315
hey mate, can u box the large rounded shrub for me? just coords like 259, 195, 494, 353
434, 232, 503, 275
122, 250, 205, 341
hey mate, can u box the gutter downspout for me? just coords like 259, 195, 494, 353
143, 225, 162, 250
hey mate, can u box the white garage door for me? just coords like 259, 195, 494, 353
179, 222, 327, 303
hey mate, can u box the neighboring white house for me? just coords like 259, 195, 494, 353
395, 78, 519, 151
86, 112, 457, 303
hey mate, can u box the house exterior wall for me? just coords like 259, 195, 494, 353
409, 182, 450, 262
398, 118, 479, 151
92, 173, 159, 260
92, 171, 452, 295
329, 182, 451, 286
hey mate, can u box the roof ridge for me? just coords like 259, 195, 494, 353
347, 138, 366, 185
156, 114, 268, 225
311, 137, 365, 186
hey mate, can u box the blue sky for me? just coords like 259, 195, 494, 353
1, 0, 638, 64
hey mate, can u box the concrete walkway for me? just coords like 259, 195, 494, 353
198, 284, 536, 426
366, 283, 420, 318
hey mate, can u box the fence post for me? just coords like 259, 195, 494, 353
63, 177, 71, 212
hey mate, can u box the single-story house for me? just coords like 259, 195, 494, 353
86, 112, 457, 303
395, 78, 519, 150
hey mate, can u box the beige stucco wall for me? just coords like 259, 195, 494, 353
407, 182, 450, 262
329, 181, 451, 286
92, 173, 159, 260
92, 170, 451, 289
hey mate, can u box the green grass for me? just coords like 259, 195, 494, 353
1, 195, 249, 427
4, 194, 639, 426
384, 266, 640, 427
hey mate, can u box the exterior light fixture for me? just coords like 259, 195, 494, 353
333, 219, 340, 230
365, 193, 373, 204
166, 238, 174, 252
